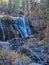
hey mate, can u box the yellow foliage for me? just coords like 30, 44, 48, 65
38, 40, 45, 46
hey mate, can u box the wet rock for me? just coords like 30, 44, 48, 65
0, 28, 3, 41
0, 41, 11, 49
14, 60, 26, 65
18, 45, 41, 62
29, 63, 42, 65
9, 38, 25, 50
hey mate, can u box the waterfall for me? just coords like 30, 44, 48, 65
0, 19, 5, 41
0, 17, 33, 41
13, 17, 32, 38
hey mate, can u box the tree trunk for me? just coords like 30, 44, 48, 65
22, 0, 26, 12
25, 0, 30, 13
8, 0, 13, 14
30, 0, 33, 7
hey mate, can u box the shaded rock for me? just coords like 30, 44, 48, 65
3, 17, 18, 41
30, 20, 46, 31
29, 3, 47, 32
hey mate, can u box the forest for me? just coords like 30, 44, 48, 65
0, 0, 49, 65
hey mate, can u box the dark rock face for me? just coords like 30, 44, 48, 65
0, 17, 19, 41
3, 18, 17, 41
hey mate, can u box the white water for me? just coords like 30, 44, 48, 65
0, 19, 5, 41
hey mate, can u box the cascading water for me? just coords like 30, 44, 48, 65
0, 17, 33, 41
0, 19, 5, 41
13, 17, 32, 38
